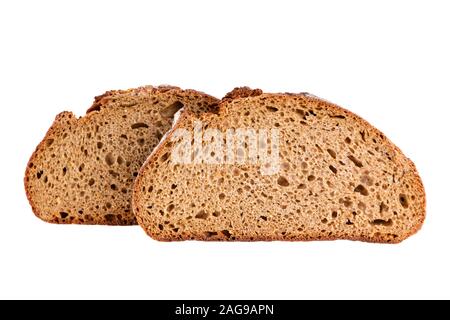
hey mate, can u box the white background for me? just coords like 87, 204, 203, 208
0, 0, 449, 300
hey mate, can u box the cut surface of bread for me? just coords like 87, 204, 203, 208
133, 87, 425, 243
25, 85, 218, 225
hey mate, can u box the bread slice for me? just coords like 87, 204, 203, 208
133, 87, 425, 243
25, 85, 218, 225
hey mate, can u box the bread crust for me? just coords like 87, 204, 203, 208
133, 87, 426, 243
25, 85, 218, 225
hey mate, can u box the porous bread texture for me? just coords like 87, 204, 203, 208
133, 87, 425, 243
25, 85, 218, 225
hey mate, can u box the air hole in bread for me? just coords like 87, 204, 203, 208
295, 109, 305, 117
137, 138, 145, 146
332, 211, 338, 218
277, 176, 289, 187
313, 143, 323, 153
354, 185, 369, 196
195, 210, 208, 219
266, 106, 278, 112
59, 212, 68, 219
167, 204, 175, 212
219, 193, 226, 200
379, 202, 389, 213
399, 194, 409, 208
131, 123, 149, 129
327, 149, 336, 159
109, 170, 119, 178
110, 184, 117, 190
331, 115, 346, 119
360, 131, 366, 141
160, 101, 184, 118
88, 178, 95, 186
205, 231, 218, 237
348, 155, 363, 168
329, 165, 338, 174
105, 153, 115, 166
341, 198, 352, 207
46, 139, 54, 147
160, 152, 170, 162
308, 175, 315, 182
222, 230, 232, 238
371, 219, 393, 227
97, 141, 103, 149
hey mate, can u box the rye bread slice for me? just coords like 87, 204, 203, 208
25, 85, 218, 225
133, 87, 425, 243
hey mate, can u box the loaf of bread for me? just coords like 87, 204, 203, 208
25, 86, 218, 225
133, 87, 425, 243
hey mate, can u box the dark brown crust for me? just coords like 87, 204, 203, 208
222, 87, 263, 101
24, 85, 218, 226
146, 233, 405, 244
133, 88, 426, 243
